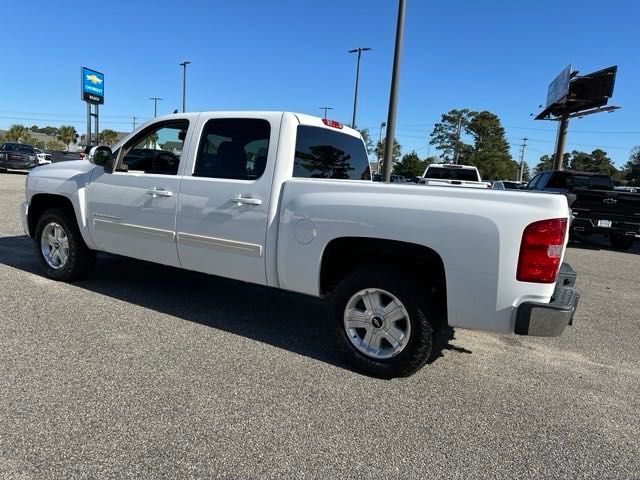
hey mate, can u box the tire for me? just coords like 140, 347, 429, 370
34, 208, 96, 281
610, 233, 635, 251
330, 268, 434, 378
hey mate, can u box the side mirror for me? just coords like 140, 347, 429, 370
88, 145, 114, 171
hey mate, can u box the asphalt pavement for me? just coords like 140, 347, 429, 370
0, 171, 638, 479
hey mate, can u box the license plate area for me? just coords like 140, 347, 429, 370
598, 220, 612, 228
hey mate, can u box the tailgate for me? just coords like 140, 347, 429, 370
572, 189, 640, 221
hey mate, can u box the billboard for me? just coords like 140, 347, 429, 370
81, 67, 104, 104
546, 64, 571, 107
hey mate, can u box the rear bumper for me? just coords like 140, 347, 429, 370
571, 217, 640, 237
514, 263, 579, 337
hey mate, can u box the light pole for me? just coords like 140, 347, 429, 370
348, 47, 371, 129
319, 106, 334, 119
383, 0, 406, 183
377, 121, 386, 172
179, 61, 191, 113
149, 97, 163, 117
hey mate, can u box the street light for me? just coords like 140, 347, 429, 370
319, 106, 334, 119
383, 0, 406, 183
179, 61, 191, 112
149, 97, 163, 117
348, 47, 371, 129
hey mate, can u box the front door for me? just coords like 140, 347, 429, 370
176, 114, 281, 284
86, 119, 192, 267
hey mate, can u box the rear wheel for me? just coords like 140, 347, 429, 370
330, 269, 434, 378
610, 233, 635, 251
34, 208, 96, 281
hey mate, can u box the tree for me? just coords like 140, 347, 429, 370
467, 111, 516, 180
100, 129, 119, 146
622, 146, 640, 186
32, 139, 46, 149
46, 140, 67, 151
19, 132, 36, 146
358, 128, 374, 156
393, 151, 426, 178
375, 137, 401, 164
5, 124, 27, 142
533, 153, 570, 174
429, 109, 475, 163
569, 149, 616, 177
56, 125, 79, 151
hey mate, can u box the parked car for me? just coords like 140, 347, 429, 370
21, 112, 579, 378
34, 148, 53, 165
493, 180, 525, 190
0, 143, 38, 171
526, 169, 640, 250
418, 164, 490, 189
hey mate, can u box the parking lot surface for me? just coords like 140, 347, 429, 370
1, 171, 638, 479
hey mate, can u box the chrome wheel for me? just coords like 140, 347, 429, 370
343, 288, 411, 360
40, 222, 69, 269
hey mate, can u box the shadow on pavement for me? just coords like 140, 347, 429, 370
0, 235, 465, 375
568, 233, 640, 256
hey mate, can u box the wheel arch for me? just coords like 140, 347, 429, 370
319, 237, 448, 326
27, 194, 94, 248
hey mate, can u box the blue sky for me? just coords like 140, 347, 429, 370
1, 0, 638, 168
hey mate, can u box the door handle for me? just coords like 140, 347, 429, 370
147, 187, 173, 198
232, 195, 262, 206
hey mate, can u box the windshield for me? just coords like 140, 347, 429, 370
425, 167, 479, 181
2, 144, 34, 154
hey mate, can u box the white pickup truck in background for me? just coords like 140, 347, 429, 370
20, 111, 579, 377
419, 163, 491, 189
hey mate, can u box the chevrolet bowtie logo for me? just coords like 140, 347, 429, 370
603, 198, 617, 204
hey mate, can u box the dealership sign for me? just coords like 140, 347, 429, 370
81, 67, 104, 105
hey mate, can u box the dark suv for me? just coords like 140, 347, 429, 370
526, 170, 640, 250
0, 143, 38, 171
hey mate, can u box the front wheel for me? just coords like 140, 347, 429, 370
34, 208, 96, 281
330, 269, 434, 378
610, 233, 635, 251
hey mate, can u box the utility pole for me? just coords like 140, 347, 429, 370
553, 112, 569, 170
377, 121, 386, 173
453, 115, 463, 164
149, 97, 163, 117
319, 106, 334, 119
518, 137, 528, 182
348, 47, 371, 129
383, 0, 405, 182
132, 115, 137, 130
179, 61, 191, 113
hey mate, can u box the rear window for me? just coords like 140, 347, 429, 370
568, 174, 614, 190
424, 167, 479, 181
293, 126, 370, 180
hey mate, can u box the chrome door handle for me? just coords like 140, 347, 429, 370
147, 187, 173, 198
232, 195, 262, 206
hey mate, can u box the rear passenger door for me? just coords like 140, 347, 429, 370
176, 113, 282, 285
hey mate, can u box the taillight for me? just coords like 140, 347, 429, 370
517, 218, 567, 283
322, 118, 343, 129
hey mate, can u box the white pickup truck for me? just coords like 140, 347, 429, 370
20, 111, 579, 377
419, 163, 490, 189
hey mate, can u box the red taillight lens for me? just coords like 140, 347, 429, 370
517, 218, 567, 283
322, 118, 343, 129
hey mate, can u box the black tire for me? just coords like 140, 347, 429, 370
330, 268, 434, 378
610, 234, 635, 251
34, 208, 96, 281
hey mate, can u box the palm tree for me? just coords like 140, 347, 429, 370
56, 125, 79, 152
100, 129, 119, 146
5, 124, 27, 142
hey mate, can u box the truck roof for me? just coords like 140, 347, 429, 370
426, 164, 479, 170
150, 111, 362, 139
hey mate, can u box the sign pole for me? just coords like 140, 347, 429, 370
86, 103, 92, 150
553, 112, 569, 171
95, 105, 100, 145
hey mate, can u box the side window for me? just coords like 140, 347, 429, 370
193, 118, 271, 180
546, 172, 568, 190
294, 126, 371, 180
536, 172, 552, 190
121, 121, 188, 175
527, 174, 541, 190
